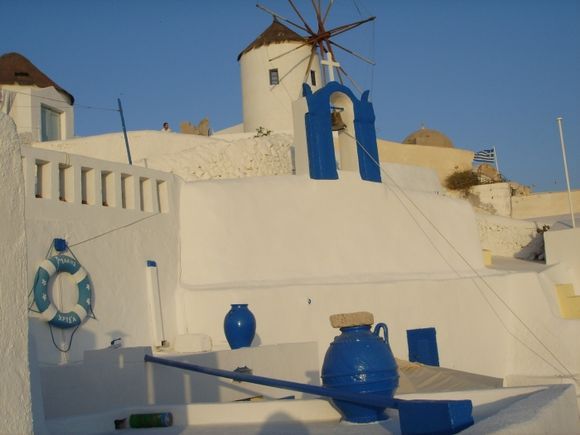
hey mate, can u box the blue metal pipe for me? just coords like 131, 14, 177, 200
144, 354, 394, 409
117, 98, 132, 165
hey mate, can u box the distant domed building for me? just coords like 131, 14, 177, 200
403, 125, 454, 149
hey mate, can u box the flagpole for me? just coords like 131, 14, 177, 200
556, 117, 576, 228
493, 146, 500, 174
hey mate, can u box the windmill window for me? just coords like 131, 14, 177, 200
310, 70, 316, 86
269, 68, 279, 85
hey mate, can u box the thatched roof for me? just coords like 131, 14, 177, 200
0, 52, 74, 104
238, 19, 308, 61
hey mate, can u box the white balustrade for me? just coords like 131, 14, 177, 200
21, 147, 172, 215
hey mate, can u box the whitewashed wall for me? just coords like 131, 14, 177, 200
1, 85, 74, 142
178, 270, 580, 384
240, 42, 322, 133
179, 172, 483, 287
23, 147, 180, 364
0, 114, 35, 434
19, 129, 580, 423
174, 170, 580, 389
469, 183, 512, 216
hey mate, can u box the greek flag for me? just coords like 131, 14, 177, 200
473, 148, 495, 163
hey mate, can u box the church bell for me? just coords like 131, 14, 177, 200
331, 109, 346, 131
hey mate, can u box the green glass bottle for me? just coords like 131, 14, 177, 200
129, 412, 173, 428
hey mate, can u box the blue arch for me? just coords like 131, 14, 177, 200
302, 82, 381, 182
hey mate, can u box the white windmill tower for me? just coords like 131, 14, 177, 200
238, 19, 322, 133
238, 1, 375, 134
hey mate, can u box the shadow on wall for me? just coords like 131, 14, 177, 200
258, 412, 311, 435
29, 317, 97, 364
515, 227, 549, 262
30, 319, 97, 419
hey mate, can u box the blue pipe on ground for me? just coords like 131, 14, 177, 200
144, 354, 394, 409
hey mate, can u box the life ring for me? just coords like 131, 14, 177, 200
33, 255, 92, 329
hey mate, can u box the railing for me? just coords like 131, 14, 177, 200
21, 147, 172, 214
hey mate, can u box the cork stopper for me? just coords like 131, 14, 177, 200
330, 312, 374, 329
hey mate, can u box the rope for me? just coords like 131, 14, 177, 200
5, 89, 118, 112
369, 19, 376, 97
343, 130, 579, 384
69, 212, 160, 248
351, 0, 376, 97
49, 323, 81, 353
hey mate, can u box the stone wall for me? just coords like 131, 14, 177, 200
147, 133, 293, 181
512, 190, 580, 219
476, 213, 544, 258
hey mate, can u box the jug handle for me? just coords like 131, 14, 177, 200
373, 322, 389, 343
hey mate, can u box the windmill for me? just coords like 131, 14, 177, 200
256, 0, 376, 93
238, 1, 375, 133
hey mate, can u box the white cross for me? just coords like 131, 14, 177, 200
321, 52, 340, 83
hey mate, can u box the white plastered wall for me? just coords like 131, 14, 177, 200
177, 264, 580, 385
469, 182, 512, 216
545, 228, 580, 291
179, 173, 483, 287
240, 42, 321, 133
175, 171, 580, 385
23, 147, 180, 364
0, 114, 34, 433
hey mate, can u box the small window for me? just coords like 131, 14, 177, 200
310, 70, 316, 86
41, 105, 62, 141
269, 68, 279, 85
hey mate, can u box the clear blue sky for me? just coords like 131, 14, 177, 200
2, 0, 579, 192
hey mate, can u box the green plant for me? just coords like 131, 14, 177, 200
254, 126, 272, 138
445, 170, 480, 194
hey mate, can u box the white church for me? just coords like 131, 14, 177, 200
1, 15, 580, 435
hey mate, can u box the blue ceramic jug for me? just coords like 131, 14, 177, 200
321, 321, 399, 423
224, 304, 256, 349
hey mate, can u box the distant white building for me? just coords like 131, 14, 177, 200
0, 52, 74, 143
238, 19, 322, 133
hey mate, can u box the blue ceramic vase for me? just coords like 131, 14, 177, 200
321, 322, 399, 423
224, 304, 256, 349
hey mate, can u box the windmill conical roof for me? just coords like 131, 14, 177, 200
238, 19, 307, 61
0, 52, 74, 104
